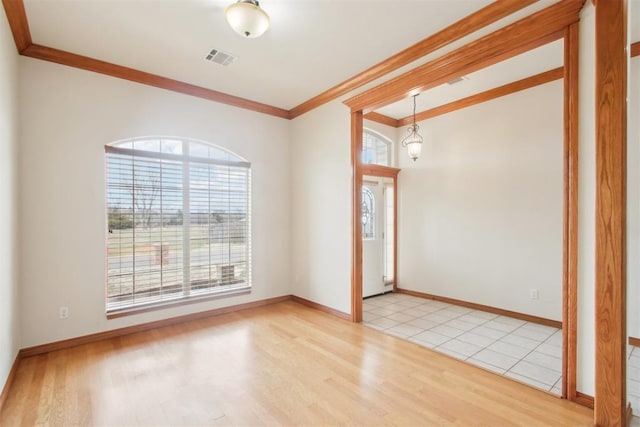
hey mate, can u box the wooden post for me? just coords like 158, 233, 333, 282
594, 0, 627, 425
351, 110, 364, 322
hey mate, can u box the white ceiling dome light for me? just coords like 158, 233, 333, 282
225, 0, 270, 39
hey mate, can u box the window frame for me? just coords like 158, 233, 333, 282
362, 129, 392, 166
104, 137, 252, 318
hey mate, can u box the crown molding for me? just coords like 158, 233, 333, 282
1, 0, 30, 52
1, 0, 591, 122
21, 44, 291, 119
1, 0, 291, 119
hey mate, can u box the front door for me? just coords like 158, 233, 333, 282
362, 179, 385, 298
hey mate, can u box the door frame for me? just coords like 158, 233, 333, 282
359, 166, 400, 301
350, 150, 399, 317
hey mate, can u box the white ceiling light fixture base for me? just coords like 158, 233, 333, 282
225, 0, 270, 39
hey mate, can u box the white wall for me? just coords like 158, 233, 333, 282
290, 101, 352, 314
0, 7, 20, 392
577, 2, 596, 396
397, 81, 564, 321
18, 58, 292, 347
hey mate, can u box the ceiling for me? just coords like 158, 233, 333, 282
23, 0, 496, 111
378, 39, 564, 120
20, 1, 638, 120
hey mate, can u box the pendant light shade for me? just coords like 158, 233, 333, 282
404, 131, 422, 161
401, 94, 423, 161
225, 0, 270, 39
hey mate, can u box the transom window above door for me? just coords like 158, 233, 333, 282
105, 137, 251, 316
362, 129, 392, 166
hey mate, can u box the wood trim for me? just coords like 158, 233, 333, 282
21, 44, 291, 119
393, 173, 398, 292
629, 337, 640, 347
395, 289, 562, 329
289, 0, 538, 119
351, 111, 364, 323
2, 0, 591, 123
363, 112, 400, 128
594, 1, 628, 425
0, 353, 20, 415
360, 168, 400, 300
575, 392, 595, 409
397, 67, 564, 126
1, 0, 31, 53
19, 295, 292, 357
563, 22, 580, 404
1, 0, 290, 119
359, 164, 400, 179
631, 41, 640, 58
343, 0, 582, 113
291, 296, 351, 321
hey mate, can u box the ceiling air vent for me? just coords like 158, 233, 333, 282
205, 48, 237, 66
447, 76, 469, 85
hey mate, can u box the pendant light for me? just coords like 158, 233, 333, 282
401, 94, 423, 161
225, 0, 270, 39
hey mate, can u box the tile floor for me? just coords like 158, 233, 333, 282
363, 292, 563, 394
628, 345, 640, 418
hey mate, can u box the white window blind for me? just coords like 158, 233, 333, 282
105, 138, 251, 314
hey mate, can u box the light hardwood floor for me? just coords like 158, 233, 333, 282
1, 301, 592, 426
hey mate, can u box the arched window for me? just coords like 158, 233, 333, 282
105, 137, 251, 315
362, 187, 375, 240
362, 129, 392, 166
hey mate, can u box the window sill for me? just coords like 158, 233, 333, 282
106, 285, 251, 319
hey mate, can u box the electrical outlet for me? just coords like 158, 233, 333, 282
529, 289, 539, 300
59, 306, 69, 319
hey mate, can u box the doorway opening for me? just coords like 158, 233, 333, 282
362, 176, 395, 298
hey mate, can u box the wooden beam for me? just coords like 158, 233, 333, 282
351, 110, 364, 323
21, 44, 291, 119
364, 112, 400, 128
1, 0, 31, 52
343, 0, 583, 113
563, 22, 580, 403
289, 0, 538, 119
594, 0, 627, 425
397, 67, 564, 126
631, 41, 640, 58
